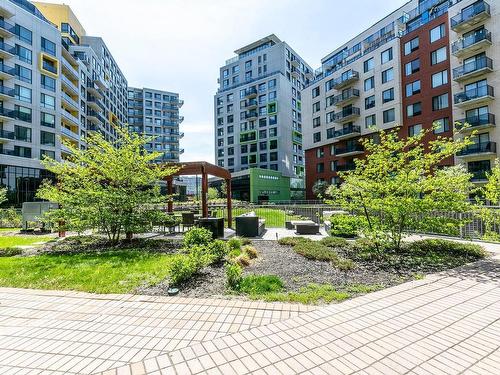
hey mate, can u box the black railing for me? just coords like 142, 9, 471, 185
332, 89, 360, 105
453, 56, 493, 79
457, 141, 496, 156
0, 129, 15, 140
454, 85, 494, 104
336, 162, 356, 172
457, 113, 495, 129
334, 107, 361, 122
334, 125, 361, 138
451, 1, 490, 29
452, 30, 491, 54
333, 70, 359, 89
335, 144, 364, 155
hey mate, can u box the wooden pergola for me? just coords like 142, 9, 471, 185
162, 161, 233, 228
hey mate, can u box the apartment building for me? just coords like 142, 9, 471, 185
127, 87, 184, 163
302, 0, 499, 199
214, 34, 313, 200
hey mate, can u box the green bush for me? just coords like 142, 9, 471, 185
169, 256, 197, 285
225, 262, 242, 290
183, 227, 213, 247
320, 236, 348, 248
0, 208, 21, 228
277, 236, 311, 246
207, 240, 228, 263
329, 215, 364, 238
403, 239, 487, 259
187, 245, 212, 269
0, 247, 23, 257
239, 275, 284, 295
227, 237, 243, 251
334, 258, 356, 271
293, 241, 339, 262
234, 254, 251, 267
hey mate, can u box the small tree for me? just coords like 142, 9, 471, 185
312, 180, 330, 199
327, 125, 473, 250
477, 159, 500, 240
0, 187, 6, 206
37, 126, 177, 243
207, 187, 219, 201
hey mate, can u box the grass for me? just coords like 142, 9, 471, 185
214, 208, 304, 228
0, 228, 21, 232
293, 241, 340, 262
0, 235, 55, 249
0, 250, 181, 293
239, 275, 284, 295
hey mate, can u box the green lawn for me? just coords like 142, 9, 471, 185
0, 235, 55, 249
214, 207, 305, 227
0, 228, 21, 232
0, 250, 181, 293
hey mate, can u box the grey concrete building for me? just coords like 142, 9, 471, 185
214, 34, 313, 199
127, 87, 184, 163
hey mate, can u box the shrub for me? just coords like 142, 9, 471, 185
320, 236, 348, 248
240, 238, 252, 246
329, 215, 364, 238
227, 237, 243, 251
293, 241, 339, 262
243, 245, 258, 259
0, 208, 22, 228
0, 247, 23, 257
234, 254, 251, 267
183, 227, 213, 248
333, 258, 356, 271
208, 240, 228, 263
403, 239, 487, 259
169, 256, 197, 285
277, 236, 311, 246
225, 262, 243, 290
239, 275, 284, 295
187, 245, 212, 269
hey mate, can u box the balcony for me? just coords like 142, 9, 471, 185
334, 125, 361, 141
94, 75, 108, 90
87, 110, 104, 125
291, 59, 300, 68
42, 60, 57, 75
61, 92, 79, 112
61, 75, 79, 96
336, 162, 356, 172
453, 56, 493, 82
244, 99, 258, 109
454, 85, 494, 107
179, 116, 184, 123
244, 87, 258, 98
0, 41, 15, 58
245, 110, 258, 120
87, 97, 102, 112
61, 58, 79, 80
0, 85, 15, 99
457, 141, 496, 158
87, 83, 104, 99
291, 68, 300, 78
0, 4, 14, 19
335, 143, 364, 157
61, 110, 80, 127
332, 89, 360, 107
0, 107, 15, 121
0, 63, 15, 79
0, 18, 14, 38
456, 113, 495, 131
470, 170, 488, 182
334, 107, 361, 123
0, 129, 14, 142
451, 1, 491, 32
333, 70, 359, 90
452, 30, 492, 58
61, 126, 80, 142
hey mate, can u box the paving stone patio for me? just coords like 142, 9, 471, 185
1, 237, 499, 374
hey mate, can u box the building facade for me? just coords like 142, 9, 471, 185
303, 0, 499, 199
214, 34, 313, 200
127, 87, 184, 163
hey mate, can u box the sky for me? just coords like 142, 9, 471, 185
47, 0, 406, 162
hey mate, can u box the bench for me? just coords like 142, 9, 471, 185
295, 223, 320, 235
235, 213, 266, 237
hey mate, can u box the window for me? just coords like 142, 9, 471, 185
383, 109, 395, 123
406, 80, 421, 97
431, 47, 447, 65
40, 131, 55, 146
430, 24, 446, 43
268, 79, 276, 88
326, 128, 335, 139
40, 150, 55, 160
15, 105, 31, 122
432, 70, 448, 88
404, 37, 419, 55
15, 24, 32, 44
270, 152, 278, 161
15, 64, 31, 83
325, 79, 334, 92
316, 148, 324, 158
312, 86, 320, 98
364, 76, 374, 91
432, 93, 449, 111
364, 57, 374, 73
15, 45, 32, 64
434, 118, 449, 134
245, 60, 252, 69
326, 111, 335, 123
14, 85, 31, 103
365, 114, 376, 128
232, 65, 239, 74
14, 125, 31, 142
269, 139, 277, 149
382, 68, 394, 83
381, 48, 393, 64
316, 163, 325, 173
41, 112, 55, 128
269, 128, 277, 137
41, 37, 56, 56
407, 102, 422, 117
313, 117, 321, 128
312, 102, 320, 113
41, 93, 55, 109
382, 88, 394, 103
408, 124, 422, 137
313, 132, 321, 143
405, 59, 420, 76
365, 95, 375, 109
222, 69, 229, 78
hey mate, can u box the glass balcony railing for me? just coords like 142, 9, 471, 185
334, 107, 361, 122
61, 91, 79, 109
0, 129, 15, 140
61, 126, 79, 141
0, 85, 15, 97
244, 87, 258, 97
451, 1, 490, 30
244, 99, 258, 108
334, 125, 361, 138
0, 63, 15, 76
335, 144, 364, 156
0, 41, 15, 55
0, 107, 16, 119
42, 61, 57, 74
333, 70, 359, 89
454, 85, 494, 104
452, 30, 491, 55
245, 111, 258, 119
452, 56, 493, 80
457, 141, 496, 156
332, 89, 360, 106
457, 113, 495, 129
0, 19, 15, 34
336, 162, 356, 172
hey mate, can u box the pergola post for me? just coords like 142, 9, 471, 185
201, 166, 208, 218
166, 177, 173, 213
226, 178, 232, 228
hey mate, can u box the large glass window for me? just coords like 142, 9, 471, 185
430, 24, 446, 43
432, 93, 449, 111
41, 112, 55, 128
404, 37, 419, 55
363, 57, 374, 73
382, 88, 394, 103
406, 80, 421, 97
382, 68, 394, 83
405, 59, 420, 76
14, 85, 31, 103
14, 125, 31, 142
381, 48, 393, 64
432, 70, 448, 88
15, 105, 32, 122
431, 47, 447, 65
383, 108, 395, 123
41, 37, 56, 56
14, 24, 32, 44
40, 131, 55, 146
41, 93, 55, 109
15, 64, 31, 84
41, 74, 56, 92
364, 76, 375, 91
407, 102, 422, 117
15, 45, 32, 64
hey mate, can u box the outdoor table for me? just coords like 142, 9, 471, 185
198, 217, 224, 238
